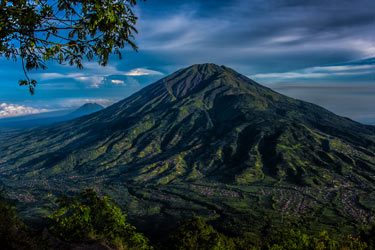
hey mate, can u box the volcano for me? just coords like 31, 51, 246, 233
1, 63, 374, 235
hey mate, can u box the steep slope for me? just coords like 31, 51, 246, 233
1, 63, 375, 234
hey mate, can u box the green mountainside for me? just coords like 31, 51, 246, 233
1, 63, 375, 236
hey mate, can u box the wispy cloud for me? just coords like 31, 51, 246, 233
135, 0, 374, 73
56, 98, 116, 108
310, 65, 373, 72
111, 80, 125, 84
252, 72, 328, 79
37, 63, 163, 88
0, 103, 50, 118
250, 60, 375, 81
124, 68, 164, 76
39, 73, 66, 80
138, 10, 229, 51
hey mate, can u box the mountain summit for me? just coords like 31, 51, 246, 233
162, 63, 240, 98
68, 103, 104, 118
1, 63, 374, 234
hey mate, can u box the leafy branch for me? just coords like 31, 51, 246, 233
0, 0, 143, 94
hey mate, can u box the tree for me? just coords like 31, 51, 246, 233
165, 217, 236, 250
264, 229, 340, 250
0, 0, 142, 94
49, 188, 152, 249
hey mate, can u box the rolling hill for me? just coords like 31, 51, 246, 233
0, 63, 374, 236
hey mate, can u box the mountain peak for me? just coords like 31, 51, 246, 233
162, 63, 234, 98
188, 63, 225, 73
68, 103, 104, 117
77, 103, 104, 110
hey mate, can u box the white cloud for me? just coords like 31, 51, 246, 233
268, 35, 302, 44
250, 61, 374, 81
37, 63, 163, 88
111, 80, 125, 84
347, 39, 375, 58
124, 68, 164, 76
75, 76, 105, 88
39, 73, 66, 80
252, 72, 329, 79
0, 103, 50, 118
309, 65, 373, 72
39, 72, 84, 80
138, 10, 229, 51
56, 98, 116, 108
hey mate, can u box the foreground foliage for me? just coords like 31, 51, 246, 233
165, 219, 371, 250
49, 188, 152, 249
0, 0, 142, 93
166, 217, 236, 250
0, 191, 47, 250
1, 189, 375, 249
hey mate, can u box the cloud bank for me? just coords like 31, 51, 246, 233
136, 0, 374, 73
0, 103, 50, 118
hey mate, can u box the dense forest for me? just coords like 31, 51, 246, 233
1, 189, 374, 250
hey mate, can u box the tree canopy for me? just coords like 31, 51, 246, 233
166, 217, 236, 250
0, 0, 142, 94
49, 188, 152, 249
0, 188, 374, 249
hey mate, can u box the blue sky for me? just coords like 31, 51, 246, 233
0, 0, 374, 123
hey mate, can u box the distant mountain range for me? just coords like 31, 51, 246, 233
0, 64, 374, 236
0, 103, 104, 128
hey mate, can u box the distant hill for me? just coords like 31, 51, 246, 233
0, 64, 374, 236
66, 103, 104, 118
0, 103, 104, 128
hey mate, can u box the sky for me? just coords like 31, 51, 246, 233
0, 0, 374, 123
